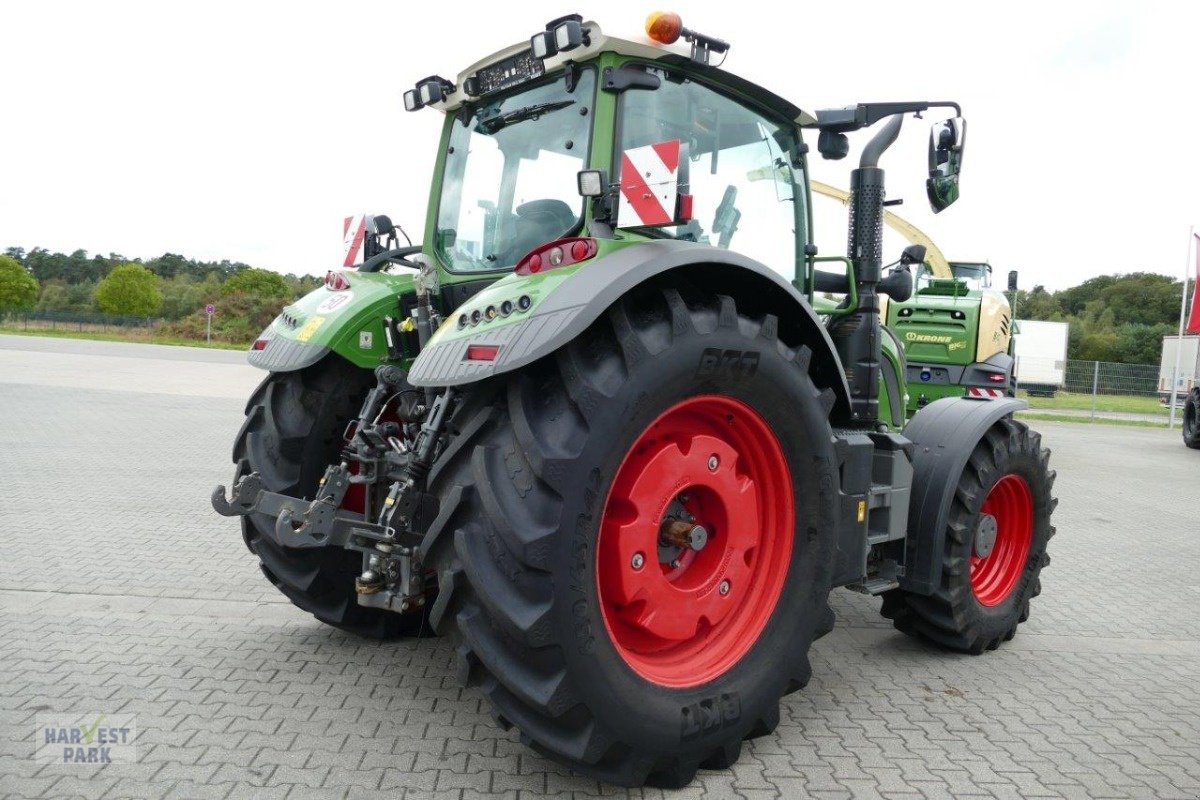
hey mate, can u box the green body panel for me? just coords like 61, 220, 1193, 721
271, 272, 416, 368
907, 381, 967, 408
886, 290, 979, 367
426, 236, 639, 347
879, 329, 906, 426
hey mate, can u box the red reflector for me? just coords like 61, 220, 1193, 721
677, 193, 693, 221
465, 344, 500, 361
252, 339, 269, 351
987, 372, 1006, 382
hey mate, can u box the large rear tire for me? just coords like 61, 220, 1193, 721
233, 357, 429, 638
881, 418, 1056, 653
1183, 389, 1200, 449
421, 286, 841, 786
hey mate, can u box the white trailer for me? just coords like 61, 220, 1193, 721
1158, 334, 1199, 404
1014, 320, 1069, 397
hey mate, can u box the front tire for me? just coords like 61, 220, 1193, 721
421, 286, 842, 786
881, 418, 1056, 653
233, 358, 428, 638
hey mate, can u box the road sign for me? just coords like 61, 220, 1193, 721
205, 304, 215, 315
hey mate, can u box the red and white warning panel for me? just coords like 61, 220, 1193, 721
967, 387, 1007, 398
618, 140, 681, 227
342, 214, 367, 267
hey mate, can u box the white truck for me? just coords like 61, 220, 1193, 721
1158, 334, 1199, 405
1014, 320, 1069, 397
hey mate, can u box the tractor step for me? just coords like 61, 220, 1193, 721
856, 577, 900, 595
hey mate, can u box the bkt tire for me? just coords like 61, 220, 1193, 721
1183, 389, 1200, 449
232, 357, 428, 638
421, 286, 842, 786
881, 418, 1056, 653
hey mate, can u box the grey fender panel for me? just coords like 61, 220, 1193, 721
246, 326, 330, 373
408, 241, 851, 413
899, 395, 1027, 595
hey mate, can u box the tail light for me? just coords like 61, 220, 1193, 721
465, 344, 501, 361
325, 270, 351, 291
252, 339, 269, 351
514, 237, 598, 276
987, 372, 1007, 383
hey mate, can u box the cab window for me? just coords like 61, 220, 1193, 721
615, 68, 805, 281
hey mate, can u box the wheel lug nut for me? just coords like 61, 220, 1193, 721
718, 579, 731, 596
708, 454, 719, 471
631, 552, 645, 570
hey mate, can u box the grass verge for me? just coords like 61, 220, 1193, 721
1017, 411, 1169, 430
1019, 389, 1167, 416
0, 326, 247, 351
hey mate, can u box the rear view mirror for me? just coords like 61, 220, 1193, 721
1008, 270, 1019, 292
900, 244, 927, 266
927, 117, 966, 213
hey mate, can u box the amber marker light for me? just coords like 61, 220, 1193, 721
645, 11, 683, 44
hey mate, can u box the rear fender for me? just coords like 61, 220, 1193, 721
247, 271, 416, 372
407, 241, 853, 422
900, 395, 1027, 594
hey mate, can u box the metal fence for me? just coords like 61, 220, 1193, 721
0, 309, 159, 332
1016, 356, 1175, 425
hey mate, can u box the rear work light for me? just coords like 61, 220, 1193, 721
325, 270, 351, 291
465, 344, 501, 361
514, 237, 598, 276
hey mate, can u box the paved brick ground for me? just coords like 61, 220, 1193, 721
2, 335, 1199, 799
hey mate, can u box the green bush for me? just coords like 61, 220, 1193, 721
222, 268, 290, 300
0, 254, 39, 311
94, 263, 162, 316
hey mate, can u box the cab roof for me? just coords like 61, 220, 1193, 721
430, 21, 816, 127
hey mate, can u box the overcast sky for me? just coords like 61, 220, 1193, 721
2, 1, 1196, 290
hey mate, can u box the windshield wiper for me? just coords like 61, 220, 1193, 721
479, 100, 574, 133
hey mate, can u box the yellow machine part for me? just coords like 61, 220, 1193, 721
976, 291, 1013, 362
809, 180, 952, 278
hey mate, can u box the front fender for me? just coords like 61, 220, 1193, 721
900, 395, 1027, 595
407, 241, 852, 420
247, 271, 416, 372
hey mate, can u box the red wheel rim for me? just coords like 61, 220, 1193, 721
596, 395, 793, 688
971, 474, 1033, 606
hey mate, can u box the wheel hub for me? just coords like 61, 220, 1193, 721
596, 395, 794, 688
974, 513, 998, 558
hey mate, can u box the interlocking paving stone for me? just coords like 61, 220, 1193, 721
2, 334, 1199, 799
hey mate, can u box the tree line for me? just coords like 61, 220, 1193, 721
0, 247, 320, 343
0, 246, 1192, 362
1012, 272, 1189, 364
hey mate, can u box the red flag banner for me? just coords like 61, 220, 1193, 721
1189, 232, 1200, 334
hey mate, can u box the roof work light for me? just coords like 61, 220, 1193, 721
644, 11, 730, 64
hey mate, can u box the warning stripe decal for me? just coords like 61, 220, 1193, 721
618, 140, 681, 227
619, 152, 673, 226
343, 214, 367, 267
966, 387, 1007, 398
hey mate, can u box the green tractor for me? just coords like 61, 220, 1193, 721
888, 259, 1017, 413
213, 12, 1056, 787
